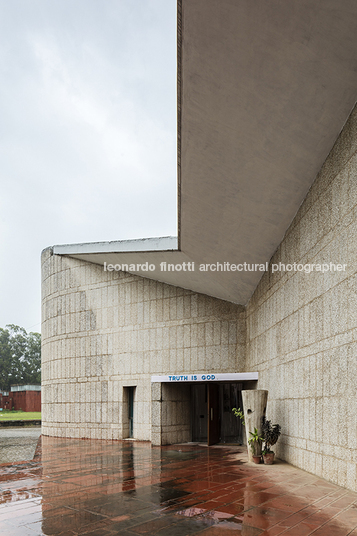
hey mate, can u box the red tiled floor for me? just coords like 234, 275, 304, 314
243, 506, 292, 530
332, 495, 357, 509
237, 491, 283, 508
277, 518, 322, 535
1, 437, 357, 535
259, 527, 287, 536
215, 502, 245, 516
334, 507, 357, 529
276, 508, 318, 528
199, 521, 262, 535
312, 520, 353, 535
262, 496, 311, 512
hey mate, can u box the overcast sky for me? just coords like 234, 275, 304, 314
0, 0, 177, 333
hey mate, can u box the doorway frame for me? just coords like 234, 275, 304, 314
123, 386, 136, 439
151, 373, 259, 446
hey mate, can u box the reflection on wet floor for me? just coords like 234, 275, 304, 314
1, 437, 357, 535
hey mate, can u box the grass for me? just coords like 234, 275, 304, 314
0, 410, 41, 420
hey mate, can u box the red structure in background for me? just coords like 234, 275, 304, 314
0, 386, 41, 412
0, 392, 11, 410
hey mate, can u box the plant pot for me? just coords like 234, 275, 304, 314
263, 452, 275, 465
252, 455, 261, 464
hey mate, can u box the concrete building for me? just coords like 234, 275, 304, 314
42, 0, 357, 491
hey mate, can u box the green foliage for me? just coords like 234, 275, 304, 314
0, 325, 41, 391
0, 328, 12, 392
232, 406, 245, 426
261, 417, 281, 454
248, 427, 264, 455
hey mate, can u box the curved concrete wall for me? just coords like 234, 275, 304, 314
41, 252, 246, 441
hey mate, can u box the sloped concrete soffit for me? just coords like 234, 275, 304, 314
51, 0, 357, 305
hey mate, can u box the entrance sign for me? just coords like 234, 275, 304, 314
151, 372, 258, 383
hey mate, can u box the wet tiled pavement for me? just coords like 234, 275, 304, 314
0, 427, 41, 464
1, 437, 357, 535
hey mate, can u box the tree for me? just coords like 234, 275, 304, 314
0, 325, 41, 391
0, 328, 14, 391
22, 331, 41, 385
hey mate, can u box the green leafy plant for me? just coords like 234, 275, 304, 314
248, 427, 264, 456
261, 417, 281, 454
232, 407, 245, 426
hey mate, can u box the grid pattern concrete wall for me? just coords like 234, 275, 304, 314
41, 251, 246, 441
246, 104, 357, 491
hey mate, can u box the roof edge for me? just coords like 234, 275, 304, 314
52, 236, 178, 255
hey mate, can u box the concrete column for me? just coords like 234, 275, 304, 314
151, 382, 162, 445
242, 390, 268, 461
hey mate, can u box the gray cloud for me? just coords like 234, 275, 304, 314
0, 0, 177, 331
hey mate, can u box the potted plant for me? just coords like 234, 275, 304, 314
261, 418, 281, 465
248, 427, 264, 464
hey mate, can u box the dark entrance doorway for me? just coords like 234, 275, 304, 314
127, 386, 135, 438
191, 383, 244, 445
208, 384, 220, 445
123, 386, 136, 439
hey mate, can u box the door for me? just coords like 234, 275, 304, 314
207, 383, 220, 445
192, 384, 208, 442
128, 386, 134, 438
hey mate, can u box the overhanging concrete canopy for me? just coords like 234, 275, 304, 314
52, 0, 357, 305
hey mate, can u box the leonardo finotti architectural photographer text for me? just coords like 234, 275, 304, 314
103, 261, 347, 273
